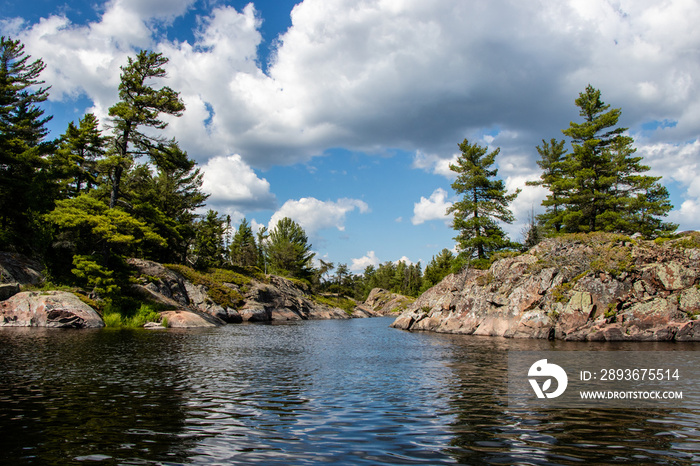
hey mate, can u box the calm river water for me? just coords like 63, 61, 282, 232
1, 317, 699, 465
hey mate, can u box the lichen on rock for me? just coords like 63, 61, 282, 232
391, 232, 700, 341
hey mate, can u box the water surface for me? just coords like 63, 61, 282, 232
1, 318, 699, 464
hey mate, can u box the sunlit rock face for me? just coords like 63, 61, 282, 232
392, 233, 700, 341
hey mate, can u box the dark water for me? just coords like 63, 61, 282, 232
1, 317, 699, 465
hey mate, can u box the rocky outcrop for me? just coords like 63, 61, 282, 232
0, 252, 44, 286
391, 233, 700, 341
0, 291, 105, 328
238, 275, 350, 321
355, 288, 415, 316
0, 283, 20, 301
128, 259, 353, 323
128, 259, 239, 324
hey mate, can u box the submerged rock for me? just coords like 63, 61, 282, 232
0, 291, 104, 328
392, 233, 700, 341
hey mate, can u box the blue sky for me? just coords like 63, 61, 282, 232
3, 0, 700, 272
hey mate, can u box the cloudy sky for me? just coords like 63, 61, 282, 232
3, 0, 699, 271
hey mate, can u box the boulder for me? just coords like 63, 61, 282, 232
0, 291, 104, 328
128, 259, 356, 324
160, 309, 225, 328
240, 276, 350, 321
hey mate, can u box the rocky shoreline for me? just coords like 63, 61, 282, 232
391, 233, 700, 341
1, 254, 397, 328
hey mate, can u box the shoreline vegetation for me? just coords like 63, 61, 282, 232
1, 40, 693, 337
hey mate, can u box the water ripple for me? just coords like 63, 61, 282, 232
1, 320, 699, 464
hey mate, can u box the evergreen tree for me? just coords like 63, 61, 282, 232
192, 210, 227, 269
318, 259, 335, 289
52, 113, 105, 199
123, 145, 208, 264
335, 263, 350, 297
422, 248, 455, 290
536, 85, 676, 237
45, 194, 166, 291
107, 50, 185, 209
266, 217, 315, 280
230, 218, 259, 268
447, 138, 520, 263
526, 138, 567, 233
0, 37, 54, 250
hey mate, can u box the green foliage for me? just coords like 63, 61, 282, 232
421, 248, 455, 291
447, 138, 520, 260
0, 36, 55, 252
654, 232, 700, 249
50, 113, 105, 199
526, 139, 568, 234
103, 303, 163, 328
604, 302, 618, 319
46, 195, 166, 258
192, 210, 228, 269
362, 260, 423, 298
532, 85, 676, 237
71, 255, 120, 298
106, 50, 185, 209
551, 281, 574, 303
230, 218, 259, 268
123, 150, 208, 263
266, 217, 315, 280
311, 294, 356, 315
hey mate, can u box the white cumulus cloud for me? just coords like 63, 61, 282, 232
201, 154, 276, 211
268, 197, 370, 235
350, 250, 380, 272
412, 188, 453, 225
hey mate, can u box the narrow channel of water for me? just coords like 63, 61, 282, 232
1, 317, 698, 465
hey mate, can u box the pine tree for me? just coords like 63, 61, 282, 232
192, 210, 227, 269
538, 85, 676, 237
230, 219, 259, 268
123, 144, 208, 264
447, 138, 520, 263
107, 50, 185, 209
526, 138, 567, 233
52, 113, 106, 198
422, 248, 455, 290
0, 37, 54, 249
266, 217, 315, 280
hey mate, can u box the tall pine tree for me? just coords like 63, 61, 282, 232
107, 50, 185, 209
0, 37, 54, 251
52, 113, 105, 199
526, 138, 567, 234
266, 217, 315, 280
229, 219, 259, 268
447, 139, 520, 263
533, 85, 675, 237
